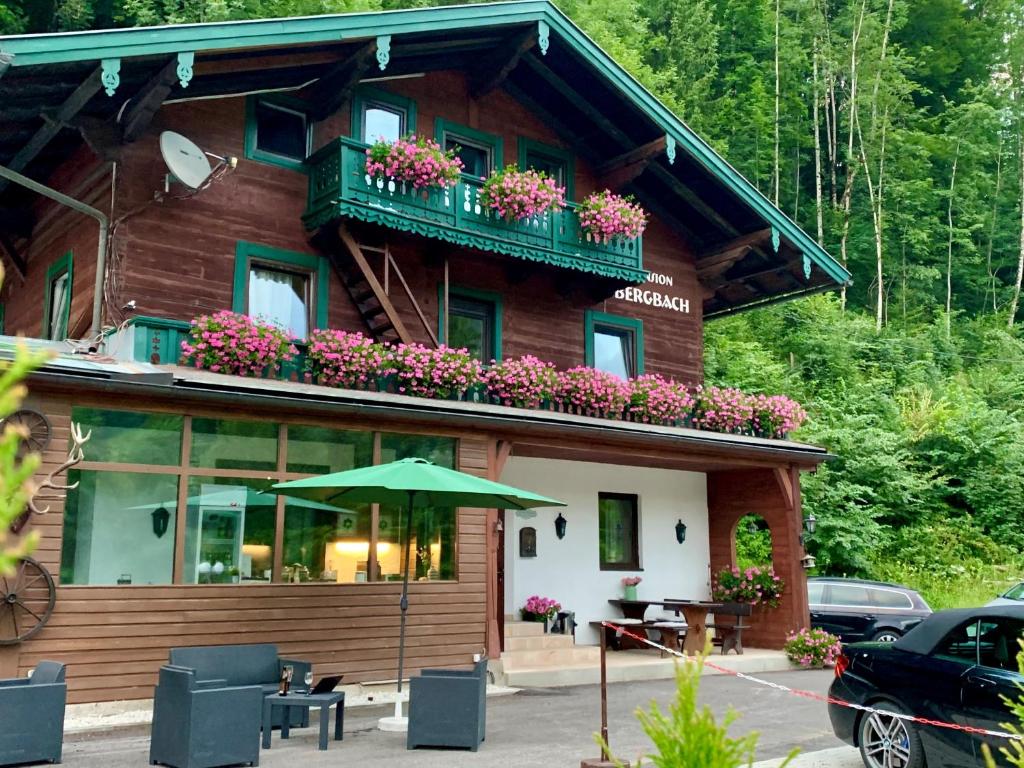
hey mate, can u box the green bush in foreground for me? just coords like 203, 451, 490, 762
598, 646, 797, 767
982, 641, 1024, 767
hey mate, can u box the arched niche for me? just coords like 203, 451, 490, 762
733, 513, 774, 570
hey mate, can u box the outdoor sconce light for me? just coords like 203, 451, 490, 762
494, 517, 504, 535
151, 506, 170, 538
675, 519, 687, 544
800, 553, 817, 570
803, 513, 817, 535
554, 513, 567, 540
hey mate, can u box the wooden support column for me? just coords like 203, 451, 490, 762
485, 439, 514, 657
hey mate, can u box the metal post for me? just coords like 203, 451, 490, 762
600, 626, 609, 760
394, 489, 415, 718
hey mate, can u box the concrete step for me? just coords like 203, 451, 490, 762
501, 645, 601, 669
504, 634, 575, 651
504, 621, 546, 638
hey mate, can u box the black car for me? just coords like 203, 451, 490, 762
810, 577, 932, 643
828, 605, 1024, 767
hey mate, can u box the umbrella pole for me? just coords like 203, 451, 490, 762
394, 490, 414, 721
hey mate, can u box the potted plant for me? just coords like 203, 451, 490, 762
622, 575, 642, 601
555, 366, 630, 418
364, 134, 463, 190
628, 374, 694, 425
384, 342, 483, 400
305, 328, 385, 389
749, 393, 807, 439
576, 189, 648, 242
478, 165, 566, 221
180, 311, 297, 377
689, 385, 756, 435
521, 595, 561, 632
784, 627, 842, 668
482, 355, 559, 408
711, 565, 785, 608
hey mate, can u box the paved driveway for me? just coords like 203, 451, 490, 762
65, 669, 854, 767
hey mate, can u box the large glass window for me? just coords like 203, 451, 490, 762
286, 425, 374, 475
60, 470, 178, 585
190, 418, 278, 472
363, 103, 405, 143
598, 492, 640, 570
585, 311, 643, 380
184, 477, 276, 584
74, 408, 183, 465
248, 263, 311, 337
285, 501, 372, 583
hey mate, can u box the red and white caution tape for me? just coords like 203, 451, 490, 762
601, 621, 1024, 742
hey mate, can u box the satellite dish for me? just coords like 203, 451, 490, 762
159, 131, 212, 190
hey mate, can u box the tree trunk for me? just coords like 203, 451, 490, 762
838, 0, 868, 310
1009, 122, 1024, 327
813, 47, 825, 245
986, 134, 1002, 313
946, 139, 960, 338
773, 0, 782, 206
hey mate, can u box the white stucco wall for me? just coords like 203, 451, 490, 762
500, 457, 711, 645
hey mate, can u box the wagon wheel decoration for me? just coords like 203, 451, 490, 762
0, 557, 56, 645
3, 408, 52, 459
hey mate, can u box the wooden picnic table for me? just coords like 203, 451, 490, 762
608, 599, 724, 655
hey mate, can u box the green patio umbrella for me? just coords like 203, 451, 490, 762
272, 457, 565, 728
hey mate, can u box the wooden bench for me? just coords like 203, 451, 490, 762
589, 620, 688, 655
706, 603, 752, 655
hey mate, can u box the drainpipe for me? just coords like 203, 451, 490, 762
0, 163, 109, 339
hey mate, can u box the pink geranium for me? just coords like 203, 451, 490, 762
556, 366, 630, 418
711, 564, 784, 607
483, 355, 559, 408
522, 595, 561, 620
180, 311, 296, 377
479, 165, 566, 221
365, 134, 463, 190
784, 627, 843, 668
577, 190, 647, 241
305, 328, 384, 389
628, 374, 695, 425
384, 342, 482, 399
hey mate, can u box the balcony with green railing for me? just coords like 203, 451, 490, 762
303, 136, 646, 283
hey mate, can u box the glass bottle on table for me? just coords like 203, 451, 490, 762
304, 671, 313, 694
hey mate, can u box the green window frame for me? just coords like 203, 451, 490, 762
518, 137, 575, 200
598, 492, 641, 571
42, 251, 73, 341
437, 284, 503, 363
0, 303, 5, 335
232, 241, 329, 335
584, 310, 644, 378
351, 86, 417, 143
244, 95, 312, 171
434, 118, 503, 179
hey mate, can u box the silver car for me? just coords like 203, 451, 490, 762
987, 581, 1024, 606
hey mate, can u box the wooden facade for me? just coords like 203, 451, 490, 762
0, 2, 848, 705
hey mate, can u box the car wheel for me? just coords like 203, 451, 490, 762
870, 629, 902, 643
857, 702, 925, 768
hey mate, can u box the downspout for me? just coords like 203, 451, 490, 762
0, 163, 109, 339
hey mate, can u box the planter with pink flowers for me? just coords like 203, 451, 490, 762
478, 166, 566, 222
180, 311, 297, 377
384, 343, 483, 399
364, 134, 463, 191
577, 190, 648, 243
555, 366, 630, 419
483, 355, 559, 409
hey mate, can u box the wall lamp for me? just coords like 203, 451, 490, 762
675, 519, 687, 544
554, 513, 567, 540
803, 513, 817, 535
151, 506, 170, 538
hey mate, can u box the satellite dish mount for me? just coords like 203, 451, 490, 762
158, 131, 237, 194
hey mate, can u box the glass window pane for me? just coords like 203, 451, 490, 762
284, 501, 372, 583
48, 271, 69, 340
1003, 583, 1024, 600
978, 619, 1024, 670
936, 621, 979, 664
593, 327, 633, 379
286, 425, 374, 475
60, 470, 178, 585
248, 264, 309, 338
598, 493, 639, 569
808, 582, 824, 604
364, 105, 404, 143
870, 588, 913, 609
378, 504, 457, 582
446, 137, 490, 178
526, 151, 566, 188
72, 408, 183, 465
184, 477, 276, 584
448, 296, 494, 362
255, 101, 307, 160
828, 584, 872, 606
380, 433, 456, 468
190, 418, 278, 471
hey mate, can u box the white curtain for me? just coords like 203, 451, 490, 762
248, 266, 308, 337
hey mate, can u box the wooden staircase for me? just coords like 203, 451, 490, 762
313, 223, 414, 345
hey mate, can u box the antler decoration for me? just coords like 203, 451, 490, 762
27, 421, 91, 515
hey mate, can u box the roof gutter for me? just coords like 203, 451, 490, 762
0, 163, 108, 339
0, 52, 12, 79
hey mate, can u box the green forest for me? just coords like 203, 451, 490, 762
4, 0, 1024, 607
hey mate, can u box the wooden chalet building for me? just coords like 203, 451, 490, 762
0, 1, 850, 704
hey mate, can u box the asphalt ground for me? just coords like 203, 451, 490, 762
64, 669, 857, 767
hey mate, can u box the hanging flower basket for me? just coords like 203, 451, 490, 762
305, 328, 385, 389
577, 190, 648, 241
364, 134, 463, 190
483, 355, 559, 409
711, 565, 784, 608
180, 311, 296, 377
478, 165, 566, 221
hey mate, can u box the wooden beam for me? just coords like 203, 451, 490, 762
304, 41, 377, 122
336, 223, 414, 344
649, 164, 738, 236
696, 245, 750, 281
469, 28, 537, 100
595, 136, 666, 177
120, 57, 179, 143
0, 66, 103, 194
698, 228, 772, 262
773, 466, 795, 511
0, 230, 26, 280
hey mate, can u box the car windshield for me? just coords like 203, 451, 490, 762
1002, 583, 1024, 601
